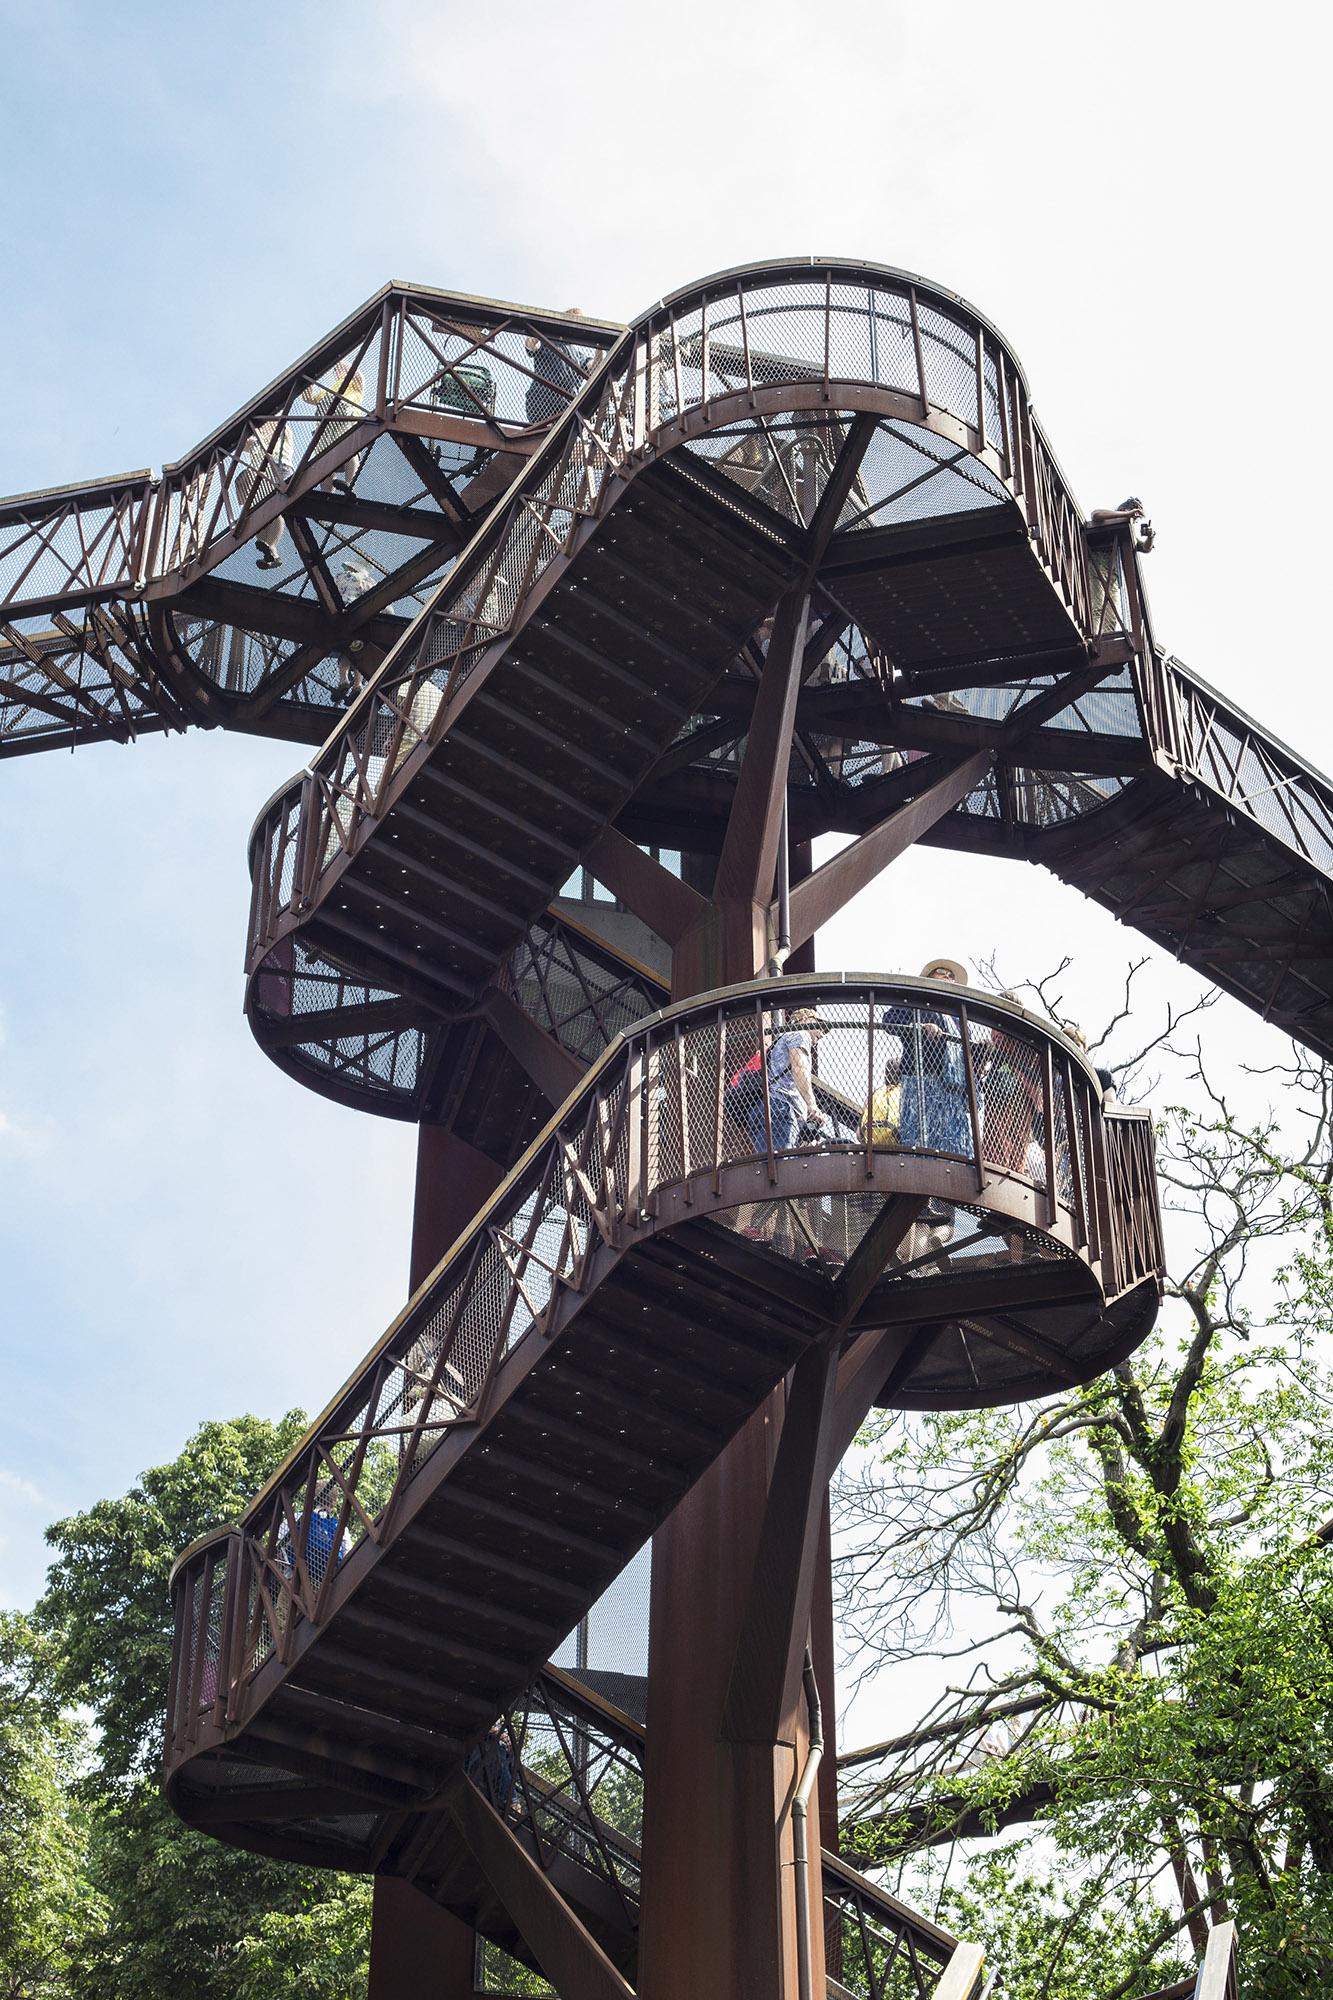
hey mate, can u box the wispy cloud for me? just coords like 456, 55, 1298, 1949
0, 1469, 45, 1508
0, 1108, 44, 1153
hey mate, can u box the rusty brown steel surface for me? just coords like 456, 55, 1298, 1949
368, 1878, 474, 2000
245, 908, 667, 1129
1, 290, 619, 753
243, 264, 1094, 988
7, 252, 1294, 1998
184, 1641, 970, 1995
8, 259, 1332, 1083
164, 975, 1161, 1836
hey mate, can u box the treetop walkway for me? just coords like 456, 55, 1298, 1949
6, 255, 1290, 1997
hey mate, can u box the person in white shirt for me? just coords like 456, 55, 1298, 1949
235, 417, 294, 571
303, 357, 366, 493
763, 1008, 831, 1152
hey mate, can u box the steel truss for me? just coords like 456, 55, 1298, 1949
6, 254, 1301, 1994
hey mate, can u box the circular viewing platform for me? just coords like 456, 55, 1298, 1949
165, 973, 1162, 1876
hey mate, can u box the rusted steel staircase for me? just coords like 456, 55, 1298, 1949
9, 261, 1331, 1097
240, 265, 1094, 1024
245, 459, 792, 1015
0, 255, 1308, 1992
167, 976, 1161, 1963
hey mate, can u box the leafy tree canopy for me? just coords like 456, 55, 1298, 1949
837, 1016, 1333, 1999
38, 1411, 310, 1782
18, 1412, 372, 2000
0, 1613, 97, 2000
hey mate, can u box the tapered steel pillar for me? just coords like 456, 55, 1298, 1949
637, 831, 831, 1999
369, 1877, 476, 1999
638, 1399, 820, 1998
369, 1125, 507, 1999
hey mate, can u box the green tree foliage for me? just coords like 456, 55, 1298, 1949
0, 1615, 97, 1999
20, 1413, 371, 2000
837, 1043, 1333, 1998
65, 1788, 369, 2000
475, 1940, 554, 1996
39, 1412, 311, 1780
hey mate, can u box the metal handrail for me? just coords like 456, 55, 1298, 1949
1164, 653, 1333, 875
244, 259, 1103, 979
464, 1665, 974, 2000
0, 287, 620, 621
165, 972, 1161, 1767
245, 908, 669, 1124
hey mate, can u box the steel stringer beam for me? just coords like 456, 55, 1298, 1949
783, 750, 993, 951
722, 1194, 926, 1748
712, 586, 810, 911
444, 1778, 634, 2000
580, 824, 706, 944
722, 1332, 842, 1747
480, 988, 589, 1108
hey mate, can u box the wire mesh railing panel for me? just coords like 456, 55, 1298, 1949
1171, 663, 1333, 874
1010, 767, 1131, 826
0, 603, 167, 751
0, 478, 151, 609
499, 917, 665, 1065
915, 299, 982, 431
247, 264, 1103, 977
1103, 1110, 1162, 1296
823, 1867, 958, 2000
171, 974, 1158, 1742
862, 285, 919, 396
842, 420, 1010, 535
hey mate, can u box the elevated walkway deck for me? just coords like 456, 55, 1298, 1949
167, 974, 1159, 1985
8, 262, 1330, 1075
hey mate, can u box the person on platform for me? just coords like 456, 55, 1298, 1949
896, 957, 989, 1157
465, 1719, 518, 1814
764, 1008, 831, 1153
303, 356, 367, 492
524, 313, 584, 425
858, 1037, 903, 1146
1089, 493, 1155, 554
236, 416, 295, 571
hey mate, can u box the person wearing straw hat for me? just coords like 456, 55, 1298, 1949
897, 956, 989, 1158
303, 354, 366, 494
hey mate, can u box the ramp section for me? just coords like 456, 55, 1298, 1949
166, 976, 1162, 1910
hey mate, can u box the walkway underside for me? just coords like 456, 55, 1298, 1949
4, 256, 1309, 1995
174, 1664, 976, 1996
167, 976, 1160, 1999
7, 268, 1331, 1078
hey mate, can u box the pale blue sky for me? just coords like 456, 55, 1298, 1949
2, 0, 1329, 1671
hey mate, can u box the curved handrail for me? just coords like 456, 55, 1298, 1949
165, 973, 1161, 1777
166, 1639, 977, 1997
245, 258, 1099, 979
246, 970, 1131, 1508
245, 910, 668, 1123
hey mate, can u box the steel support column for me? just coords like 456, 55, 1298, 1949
368, 1878, 476, 2000
638, 1397, 821, 1999
672, 588, 810, 997
639, 815, 830, 1998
